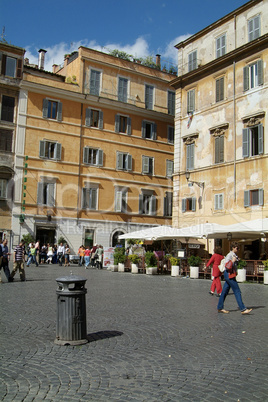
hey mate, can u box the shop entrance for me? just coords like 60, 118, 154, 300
36, 227, 56, 246
85, 229, 94, 249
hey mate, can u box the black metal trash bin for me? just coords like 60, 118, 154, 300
55, 275, 88, 345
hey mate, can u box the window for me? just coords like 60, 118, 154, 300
115, 188, 128, 213
168, 91, 175, 115
0, 179, 7, 198
182, 197, 196, 212
43, 99, 62, 121
116, 152, 132, 171
1, 96, 15, 122
215, 135, 224, 164
216, 77, 224, 102
188, 50, 197, 72
187, 89, 195, 114
186, 143, 195, 171
214, 193, 224, 210
142, 121, 157, 140
145, 85, 154, 110
1, 55, 22, 78
90, 70, 101, 96
168, 126, 174, 144
243, 60, 263, 91
166, 160, 174, 178
115, 115, 131, 135
216, 34, 226, 58
242, 124, 263, 157
164, 192, 173, 216
244, 189, 263, 207
85, 108, 103, 129
139, 191, 156, 215
37, 182, 55, 206
142, 156, 154, 175
39, 140, 62, 160
248, 15, 260, 42
0, 129, 12, 152
118, 77, 128, 102
83, 147, 103, 166
82, 187, 98, 210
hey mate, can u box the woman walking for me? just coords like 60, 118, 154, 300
206, 246, 224, 297
217, 242, 252, 314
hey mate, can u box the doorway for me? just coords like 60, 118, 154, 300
36, 227, 56, 246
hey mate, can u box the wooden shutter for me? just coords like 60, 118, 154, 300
257, 60, 263, 86
115, 115, 120, 133
152, 123, 157, 140
216, 77, 224, 102
168, 91, 175, 115
142, 121, 146, 138
37, 183, 44, 204
145, 85, 153, 109
258, 189, 264, 206
168, 126, 174, 144
57, 102, 62, 121
182, 198, 186, 213
42, 99, 49, 118
1, 54, 6, 75
99, 111, 103, 129
56, 143, 62, 160
115, 190, 122, 212
82, 188, 88, 209
242, 128, 249, 158
83, 147, 89, 164
142, 156, 149, 174
243, 66, 249, 91
47, 183, 55, 207
98, 149, 103, 166
117, 152, 123, 170
16, 59, 22, 78
187, 90, 195, 113
258, 124, 263, 155
39, 141, 46, 158
127, 154, 132, 171
90, 188, 97, 209
186, 143, 194, 170
192, 197, 196, 212
166, 160, 173, 177
139, 194, 143, 214
85, 108, 91, 126
127, 117, 131, 135
150, 195, 156, 216
244, 190, 250, 207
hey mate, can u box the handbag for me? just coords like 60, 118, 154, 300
225, 260, 233, 271
218, 258, 226, 272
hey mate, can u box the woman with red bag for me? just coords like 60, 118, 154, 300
217, 242, 252, 314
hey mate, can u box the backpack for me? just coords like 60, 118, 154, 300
218, 257, 226, 273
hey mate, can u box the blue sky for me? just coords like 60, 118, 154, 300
1, 0, 247, 71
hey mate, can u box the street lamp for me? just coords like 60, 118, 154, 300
227, 232, 232, 241
185, 171, 204, 189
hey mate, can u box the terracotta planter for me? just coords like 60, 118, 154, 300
236, 268, 246, 282
190, 266, 199, 279
171, 265, 180, 277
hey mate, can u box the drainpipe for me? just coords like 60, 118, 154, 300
233, 15, 237, 202
76, 59, 85, 221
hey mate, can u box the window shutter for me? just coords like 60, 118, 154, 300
166, 160, 173, 177
219, 135, 224, 163
82, 188, 88, 209
182, 198, 186, 213
242, 128, 249, 158
117, 152, 123, 170
187, 90, 195, 113
57, 102, 62, 121
37, 183, 44, 205
98, 149, 103, 166
127, 154, 132, 171
186, 143, 194, 170
42, 99, 48, 118
47, 183, 55, 207
244, 190, 250, 207
145, 85, 153, 109
151, 195, 156, 216
142, 121, 146, 138
168, 126, 174, 143
259, 189, 264, 206
257, 60, 263, 86
83, 147, 89, 164
127, 117, 132, 135
1, 54, 6, 75
142, 156, 149, 174
115, 190, 122, 212
39, 140, 46, 158
243, 66, 249, 91
85, 108, 91, 126
16, 59, 22, 78
56, 143, 62, 160
168, 91, 175, 115
115, 115, 120, 133
258, 124, 263, 155
139, 194, 143, 214
248, 18, 254, 41
99, 111, 103, 129
90, 188, 97, 209
152, 123, 157, 140
192, 197, 196, 212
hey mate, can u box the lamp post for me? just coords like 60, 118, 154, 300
227, 232, 232, 248
185, 171, 204, 189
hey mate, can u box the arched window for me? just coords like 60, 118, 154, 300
112, 231, 124, 247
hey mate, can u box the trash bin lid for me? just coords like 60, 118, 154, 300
56, 275, 87, 283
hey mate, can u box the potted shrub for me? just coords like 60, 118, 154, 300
145, 251, 158, 275
263, 260, 268, 285
114, 247, 126, 272
128, 254, 140, 274
236, 259, 247, 282
188, 255, 202, 279
169, 256, 180, 277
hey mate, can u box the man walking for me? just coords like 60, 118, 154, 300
0, 239, 12, 282
10, 240, 26, 282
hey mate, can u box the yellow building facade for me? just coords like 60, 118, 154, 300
12, 47, 175, 250
171, 0, 268, 256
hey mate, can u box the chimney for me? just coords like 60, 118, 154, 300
38, 49, 47, 70
156, 54, 161, 68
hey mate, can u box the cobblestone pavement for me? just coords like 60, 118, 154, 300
0, 264, 267, 401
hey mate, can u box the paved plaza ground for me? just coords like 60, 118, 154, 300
0, 264, 267, 401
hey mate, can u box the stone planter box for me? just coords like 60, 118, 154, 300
263, 270, 268, 285
190, 266, 199, 279
236, 268, 246, 282
131, 264, 139, 274
118, 263, 125, 272
110, 265, 118, 272
146, 267, 157, 275
171, 265, 180, 277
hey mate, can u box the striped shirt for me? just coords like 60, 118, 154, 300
14, 244, 25, 261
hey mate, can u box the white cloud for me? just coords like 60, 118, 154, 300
162, 34, 192, 64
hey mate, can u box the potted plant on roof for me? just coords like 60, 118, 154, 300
169, 256, 180, 277
145, 251, 158, 275
188, 255, 202, 279
114, 247, 126, 272
263, 260, 268, 285
128, 254, 140, 274
236, 259, 247, 282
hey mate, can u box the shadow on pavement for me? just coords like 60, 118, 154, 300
87, 330, 124, 343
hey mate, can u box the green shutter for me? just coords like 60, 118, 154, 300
56, 143, 62, 160
243, 66, 249, 91
115, 115, 120, 133
98, 149, 103, 166
57, 102, 62, 121
257, 60, 263, 86
39, 140, 46, 158
142, 156, 149, 174
42, 99, 48, 118
83, 147, 89, 164
258, 124, 263, 155
85, 108, 91, 126
182, 198, 186, 213
127, 154, 132, 171
242, 128, 249, 158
